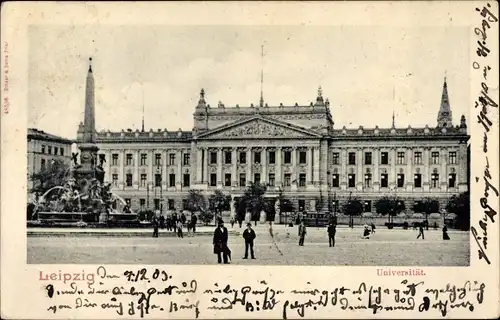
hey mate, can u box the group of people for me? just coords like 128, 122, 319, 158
416, 224, 450, 240
151, 212, 198, 238
212, 220, 256, 264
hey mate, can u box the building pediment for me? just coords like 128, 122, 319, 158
196, 116, 322, 140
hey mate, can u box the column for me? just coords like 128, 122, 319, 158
217, 147, 223, 186
231, 147, 237, 187
262, 147, 267, 183
119, 149, 125, 188
440, 148, 447, 191
341, 149, 347, 189
390, 148, 397, 188
313, 147, 320, 184
202, 147, 208, 184
291, 147, 297, 189
162, 149, 168, 188
177, 149, 182, 187
406, 148, 413, 191
423, 147, 430, 191
373, 148, 379, 189
149, 150, 154, 187
307, 146, 313, 184
196, 147, 202, 184
357, 148, 363, 189
320, 140, 328, 188
458, 142, 467, 191
246, 147, 252, 185
276, 147, 282, 186
134, 150, 139, 188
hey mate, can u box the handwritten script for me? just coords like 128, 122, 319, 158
471, 2, 499, 265
41, 266, 486, 318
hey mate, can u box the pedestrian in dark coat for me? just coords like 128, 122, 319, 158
159, 214, 165, 229
176, 221, 184, 238
417, 225, 425, 240
242, 223, 256, 259
213, 221, 230, 264
327, 223, 336, 247
191, 214, 198, 233
298, 221, 307, 246
442, 226, 450, 240
152, 216, 159, 238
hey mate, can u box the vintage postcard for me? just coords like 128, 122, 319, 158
1, 1, 499, 319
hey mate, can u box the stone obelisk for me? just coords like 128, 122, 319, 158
76, 57, 99, 180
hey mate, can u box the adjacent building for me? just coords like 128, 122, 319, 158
27, 128, 73, 191
76, 62, 469, 217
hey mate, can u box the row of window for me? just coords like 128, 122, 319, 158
40, 145, 65, 156
207, 149, 309, 165
112, 173, 191, 188
333, 151, 458, 165
108, 150, 459, 167
111, 172, 458, 189
110, 153, 191, 166
331, 172, 457, 188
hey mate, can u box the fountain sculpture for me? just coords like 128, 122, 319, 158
29, 58, 138, 226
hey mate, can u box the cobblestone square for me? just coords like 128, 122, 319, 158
28, 226, 470, 266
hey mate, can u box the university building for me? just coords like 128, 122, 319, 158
27, 128, 73, 192
77, 62, 469, 217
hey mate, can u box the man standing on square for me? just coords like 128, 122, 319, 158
213, 220, 230, 264
242, 223, 256, 259
327, 222, 336, 247
298, 220, 307, 246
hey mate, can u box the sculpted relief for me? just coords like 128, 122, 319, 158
208, 120, 310, 139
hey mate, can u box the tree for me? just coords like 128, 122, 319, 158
185, 190, 211, 225
446, 192, 470, 230
234, 197, 246, 224
208, 190, 231, 222
239, 182, 269, 223
413, 198, 440, 229
375, 196, 406, 224
30, 159, 70, 194
341, 197, 364, 227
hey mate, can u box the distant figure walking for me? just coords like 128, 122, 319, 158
298, 221, 307, 246
213, 220, 230, 264
242, 223, 256, 259
159, 214, 165, 229
176, 221, 184, 238
371, 223, 376, 234
191, 214, 198, 233
230, 217, 235, 228
442, 226, 450, 240
417, 225, 425, 240
152, 216, 159, 238
327, 223, 336, 247
362, 224, 371, 239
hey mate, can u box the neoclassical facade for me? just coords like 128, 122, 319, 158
77, 67, 469, 216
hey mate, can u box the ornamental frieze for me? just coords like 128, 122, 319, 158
207, 120, 310, 139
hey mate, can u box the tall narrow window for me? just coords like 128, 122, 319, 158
332, 152, 340, 165
397, 173, 405, 188
449, 152, 457, 164
397, 152, 405, 165
155, 153, 162, 166
364, 152, 372, 165
348, 152, 356, 165
348, 174, 356, 188
140, 153, 147, 166
414, 152, 422, 165
431, 173, 439, 188
414, 173, 422, 188
268, 151, 276, 164
380, 152, 388, 165
332, 174, 339, 187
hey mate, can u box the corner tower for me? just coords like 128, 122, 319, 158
437, 77, 453, 128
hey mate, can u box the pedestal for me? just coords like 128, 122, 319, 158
259, 210, 266, 224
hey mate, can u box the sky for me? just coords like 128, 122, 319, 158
28, 25, 470, 139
